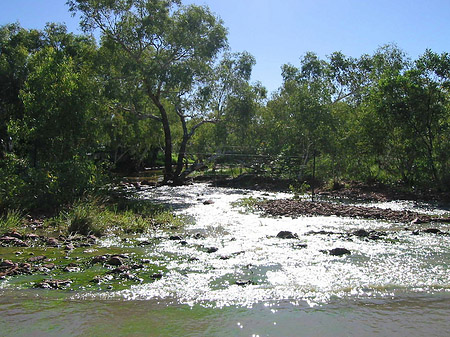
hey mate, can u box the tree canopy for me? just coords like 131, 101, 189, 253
1, 1, 450, 213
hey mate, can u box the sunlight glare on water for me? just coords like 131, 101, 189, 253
87, 183, 450, 308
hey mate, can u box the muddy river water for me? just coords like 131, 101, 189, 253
1, 183, 450, 336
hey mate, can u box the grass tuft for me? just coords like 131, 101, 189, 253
0, 209, 23, 234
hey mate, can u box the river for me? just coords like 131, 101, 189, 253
1, 183, 450, 336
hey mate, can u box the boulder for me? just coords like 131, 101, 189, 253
64, 244, 75, 251
329, 248, 351, 256
35, 279, 72, 289
353, 229, 370, 237
92, 255, 108, 264
109, 265, 130, 274
46, 237, 59, 247
151, 272, 163, 279
107, 256, 123, 266
28, 255, 47, 263
235, 279, 253, 286
0, 260, 15, 269
6, 231, 23, 240
276, 231, 298, 239
206, 247, 218, 253
424, 228, 442, 234
0, 236, 28, 247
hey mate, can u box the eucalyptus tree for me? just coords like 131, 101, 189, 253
190, 52, 263, 151
367, 49, 450, 187
0, 23, 107, 211
0, 24, 44, 159
67, 0, 228, 183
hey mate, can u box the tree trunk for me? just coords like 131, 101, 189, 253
151, 95, 173, 182
173, 112, 189, 184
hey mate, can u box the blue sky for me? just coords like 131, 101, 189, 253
2, 0, 450, 93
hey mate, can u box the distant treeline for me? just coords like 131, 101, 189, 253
1, 0, 449, 212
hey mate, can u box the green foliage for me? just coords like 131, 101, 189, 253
0, 23, 108, 212
2, 6, 450, 218
0, 209, 23, 234
65, 201, 106, 236
289, 182, 311, 198
68, 0, 229, 182
231, 197, 264, 213
62, 197, 184, 236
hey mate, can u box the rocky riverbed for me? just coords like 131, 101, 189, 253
259, 198, 450, 226
2, 182, 450, 337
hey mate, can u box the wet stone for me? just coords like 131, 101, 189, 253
353, 229, 370, 237
206, 247, 218, 253
25, 233, 40, 240
64, 266, 81, 273
28, 255, 47, 262
6, 231, 23, 240
107, 256, 124, 266
87, 234, 98, 242
64, 244, 75, 251
235, 279, 253, 286
35, 279, 72, 289
46, 238, 59, 247
169, 235, 182, 240
276, 231, 298, 239
109, 265, 130, 274
90, 274, 113, 284
92, 255, 108, 264
113, 254, 129, 259
120, 273, 142, 281
0, 236, 28, 247
329, 248, 351, 256
131, 264, 145, 270
19, 263, 32, 272
424, 228, 442, 234
411, 217, 424, 225
150, 272, 163, 279
203, 200, 214, 205
0, 260, 15, 269
42, 263, 56, 270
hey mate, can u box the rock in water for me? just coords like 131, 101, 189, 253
424, 228, 441, 234
206, 247, 218, 253
235, 279, 253, 286
276, 231, 298, 239
329, 248, 351, 256
353, 229, 370, 237
107, 256, 123, 266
